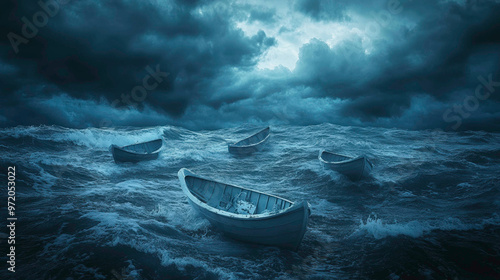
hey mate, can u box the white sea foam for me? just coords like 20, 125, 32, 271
103, 229, 239, 280
0, 125, 168, 149
164, 205, 211, 232
355, 214, 500, 239
26, 163, 59, 195
457, 182, 473, 189
309, 199, 342, 218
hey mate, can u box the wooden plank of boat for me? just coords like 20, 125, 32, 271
319, 150, 373, 181
228, 127, 270, 155
110, 139, 163, 163
178, 168, 310, 250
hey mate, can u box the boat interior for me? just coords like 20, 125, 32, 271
320, 151, 352, 163
185, 175, 292, 215
232, 127, 269, 147
122, 139, 162, 154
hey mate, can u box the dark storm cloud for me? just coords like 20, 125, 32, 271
294, 0, 349, 22
346, 0, 500, 124
0, 0, 274, 127
285, 0, 500, 129
202, 0, 500, 131
1, 0, 500, 131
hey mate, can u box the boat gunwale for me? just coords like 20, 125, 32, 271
178, 168, 302, 221
318, 149, 366, 165
228, 127, 270, 148
113, 139, 163, 155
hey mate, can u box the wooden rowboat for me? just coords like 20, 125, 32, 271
110, 139, 163, 163
319, 150, 373, 180
228, 127, 270, 155
178, 168, 310, 250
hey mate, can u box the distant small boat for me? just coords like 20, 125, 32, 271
110, 139, 163, 163
319, 150, 373, 180
178, 168, 310, 250
228, 127, 270, 155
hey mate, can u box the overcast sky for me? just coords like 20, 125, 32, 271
1, 0, 499, 131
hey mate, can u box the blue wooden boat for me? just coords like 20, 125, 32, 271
110, 139, 162, 163
228, 127, 270, 155
319, 150, 373, 180
178, 168, 310, 250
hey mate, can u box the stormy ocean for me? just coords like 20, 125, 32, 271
0, 123, 499, 279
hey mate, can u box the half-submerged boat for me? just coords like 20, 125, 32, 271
319, 150, 373, 180
110, 139, 163, 163
178, 168, 310, 250
228, 127, 270, 155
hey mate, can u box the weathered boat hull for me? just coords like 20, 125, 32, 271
110, 139, 162, 163
319, 151, 373, 180
227, 140, 267, 155
187, 198, 309, 249
110, 145, 159, 163
178, 168, 310, 250
228, 127, 270, 155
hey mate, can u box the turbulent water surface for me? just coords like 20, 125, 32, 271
0, 124, 499, 279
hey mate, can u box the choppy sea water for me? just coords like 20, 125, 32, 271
0, 124, 499, 279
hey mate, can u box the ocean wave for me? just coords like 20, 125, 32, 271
0, 125, 168, 149
2, 123, 499, 279
354, 214, 500, 239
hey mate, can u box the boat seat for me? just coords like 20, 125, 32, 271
233, 192, 257, 215
234, 200, 257, 215
218, 193, 233, 210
